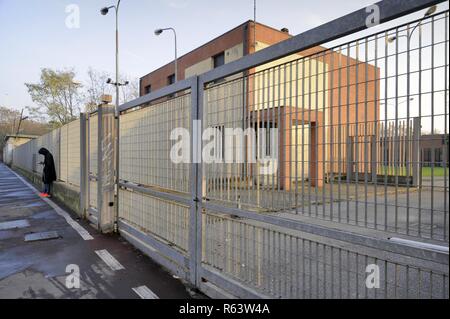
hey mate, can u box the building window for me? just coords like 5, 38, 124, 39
144, 85, 151, 94
168, 74, 175, 85
213, 52, 225, 68
212, 52, 226, 84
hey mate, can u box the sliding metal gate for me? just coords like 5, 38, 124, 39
104, 0, 448, 298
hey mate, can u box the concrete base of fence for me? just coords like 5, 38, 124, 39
11, 166, 81, 216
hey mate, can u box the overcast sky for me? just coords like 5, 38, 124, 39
0, 0, 448, 114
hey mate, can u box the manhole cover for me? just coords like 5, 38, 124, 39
24, 231, 60, 242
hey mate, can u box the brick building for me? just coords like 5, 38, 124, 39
139, 21, 380, 189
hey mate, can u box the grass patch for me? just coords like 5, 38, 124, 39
379, 166, 447, 177
422, 167, 447, 177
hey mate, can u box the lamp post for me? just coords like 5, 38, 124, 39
386, 5, 436, 43
386, 5, 436, 188
100, 0, 127, 232
155, 27, 178, 82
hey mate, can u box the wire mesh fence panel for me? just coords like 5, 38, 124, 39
119, 188, 190, 253
201, 11, 449, 243
12, 139, 36, 173
88, 113, 98, 209
119, 93, 192, 193
60, 125, 69, 183
67, 119, 81, 187
201, 211, 448, 299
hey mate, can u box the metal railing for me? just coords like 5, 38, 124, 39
115, 0, 448, 299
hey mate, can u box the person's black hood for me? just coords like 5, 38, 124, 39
38, 148, 49, 155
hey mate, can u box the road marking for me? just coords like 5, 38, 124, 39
95, 249, 125, 271
6, 166, 94, 240
0, 219, 30, 230
132, 285, 159, 299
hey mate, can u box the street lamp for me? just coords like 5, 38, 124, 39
386, 5, 437, 43
154, 27, 178, 82
100, 0, 126, 232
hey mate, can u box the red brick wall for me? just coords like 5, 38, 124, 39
139, 22, 249, 95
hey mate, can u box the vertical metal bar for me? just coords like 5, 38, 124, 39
373, 34, 379, 229
261, 69, 266, 208
338, 247, 342, 299
394, 27, 399, 233
295, 60, 299, 214
322, 51, 327, 220
346, 43, 351, 223
301, 59, 306, 215
330, 49, 335, 222
384, 30, 389, 232
330, 246, 334, 298
197, 79, 204, 286
256, 70, 262, 207
338, 46, 343, 223
80, 113, 87, 219
97, 106, 103, 230
277, 66, 284, 204
190, 77, 199, 286
444, 11, 449, 241
406, 23, 411, 236
355, 40, 360, 226
271, 67, 276, 209
288, 61, 293, 209
315, 53, 319, 217
302, 239, 306, 298
364, 37, 369, 228
308, 57, 313, 217
430, 16, 435, 239
355, 253, 359, 299
418, 22, 423, 237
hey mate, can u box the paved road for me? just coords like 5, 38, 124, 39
0, 163, 197, 299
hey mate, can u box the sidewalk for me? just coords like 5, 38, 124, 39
0, 163, 195, 299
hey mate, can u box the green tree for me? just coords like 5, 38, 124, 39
25, 68, 83, 126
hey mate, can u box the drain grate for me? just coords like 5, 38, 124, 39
24, 231, 60, 242
0, 219, 30, 230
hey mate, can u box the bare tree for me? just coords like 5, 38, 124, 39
85, 67, 113, 113
119, 74, 139, 104
84, 68, 139, 112
0, 106, 50, 151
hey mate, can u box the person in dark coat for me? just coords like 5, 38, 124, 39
38, 148, 57, 197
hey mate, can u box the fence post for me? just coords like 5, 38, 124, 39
412, 117, 421, 187
80, 113, 87, 218
189, 76, 202, 287
97, 105, 116, 233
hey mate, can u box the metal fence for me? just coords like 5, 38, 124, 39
11, 121, 81, 188
8, 0, 449, 299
